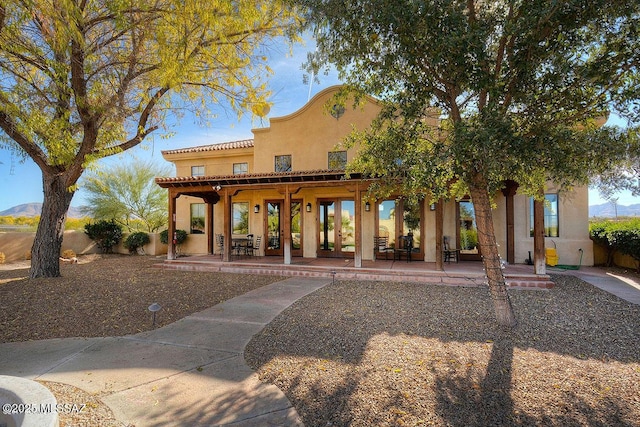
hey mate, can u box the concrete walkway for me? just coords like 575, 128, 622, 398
559, 266, 640, 305
0, 277, 331, 426
1, 268, 638, 426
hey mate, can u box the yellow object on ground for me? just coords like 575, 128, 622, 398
545, 247, 559, 266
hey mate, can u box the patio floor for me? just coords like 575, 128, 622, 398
157, 255, 554, 289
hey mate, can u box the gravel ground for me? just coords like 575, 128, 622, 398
0, 254, 283, 342
0, 253, 284, 427
2, 255, 639, 426
245, 274, 640, 427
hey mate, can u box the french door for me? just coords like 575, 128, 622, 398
318, 199, 355, 258
264, 200, 302, 256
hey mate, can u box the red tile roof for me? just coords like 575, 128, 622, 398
155, 169, 363, 188
162, 139, 254, 155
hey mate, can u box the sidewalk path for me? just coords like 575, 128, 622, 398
0, 277, 331, 426
558, 266, 640, 305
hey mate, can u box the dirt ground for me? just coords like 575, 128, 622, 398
2, 254, 639, 426
0, 254, 285, 426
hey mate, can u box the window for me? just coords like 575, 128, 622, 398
190, 203, 205, 234
530, 194, 559, 237
377, 199, 422, 254
403, 199, 421, 250
378, 200, 396, 244
328, 151, 347, 170
191, 165, 204, 176
275, 155, 292, 172
459, 200, 478, 251
233, 162, 248, 174
232, 202, 249, 234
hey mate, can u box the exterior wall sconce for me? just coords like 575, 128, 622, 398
365, 201, 371, 212
306, 202, 312, 213
254, 204, 260, 213
430, 203, 436, 211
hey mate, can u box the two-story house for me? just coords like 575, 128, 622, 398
156, 86, 594, 269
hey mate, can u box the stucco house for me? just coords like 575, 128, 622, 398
156, 86, 594, 269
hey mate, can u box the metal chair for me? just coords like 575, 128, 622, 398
396, 235, 413, 262
246, 235, 262, 257
374, 236, 394, 260
215, 233, 224, 259
443, 236, 459, 263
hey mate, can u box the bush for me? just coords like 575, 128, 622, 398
590, 218, 640, 270
159, 229, 188, 245
84, 220, 123, 253
61, 249, 76, 259
460, 228, 478, 250
0, 252, 5, 264
124, 232, 150, 254
160, 229, 188, 257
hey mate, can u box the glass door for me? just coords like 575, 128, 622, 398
265, 201, 282, 256
458, 199, 481, 260
290, 201, 303, 257
265, 200, 303, 257
318, 199, 355, 258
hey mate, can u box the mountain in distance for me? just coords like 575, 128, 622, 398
0, 203, 86, 218
589, 202, 640, 218
2, 202, 638, 219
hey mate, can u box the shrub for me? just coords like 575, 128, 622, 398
460, 228, 478, 250
590, 218, 640, 271
159, 229, 188, 245
124, 232, 150, 254
61, 249, 76, 259
84, 220, 123, 253
0, 252, 5, 264
160, 229, 188, 257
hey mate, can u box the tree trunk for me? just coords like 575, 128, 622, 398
469, 178, 517, 329
30, 174, 75, 278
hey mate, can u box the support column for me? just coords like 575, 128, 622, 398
223, 190, 233, 262
283, 186, 292, 265
501, 181, 518, 264
207, 202, 214, 255
435, 199, 444, 271
167, 189, 177, 260
533, 191, 546, 275
354, 185, 362, 268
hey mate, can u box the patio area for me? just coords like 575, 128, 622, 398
158, 255, 555, 289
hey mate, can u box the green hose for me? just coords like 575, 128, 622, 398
553, 248, 583, 270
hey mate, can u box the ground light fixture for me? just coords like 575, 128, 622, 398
148, 302, 162, 327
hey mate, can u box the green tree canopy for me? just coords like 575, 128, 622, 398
81, 158, 171, 232
299, 0, 639, 327
0, 0, 303, 277
592, 128, 639, 200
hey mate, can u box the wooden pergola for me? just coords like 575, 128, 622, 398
156, 172, 547, 274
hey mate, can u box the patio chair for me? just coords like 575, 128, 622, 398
443, 236, 459, 263
246, 235, 262, 257
396, 235, 413, 262
215, 233, 224, 259
374, 236, 394, 260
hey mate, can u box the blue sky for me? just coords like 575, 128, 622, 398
0, 37, 637, 211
